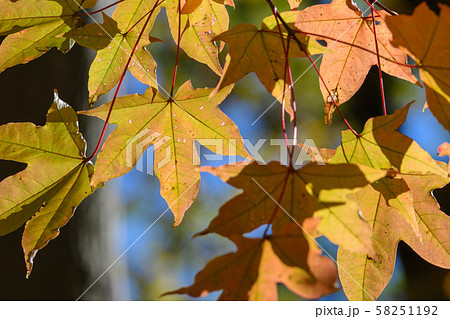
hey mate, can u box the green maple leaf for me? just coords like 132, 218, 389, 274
338, 165, 450, 300
79, 81, 247, 226
0, 92, 100, 275
87, 0, 163, 105
165, 0, 232, 75
329, 104, 448, 240
0, 0, 97, 73
326, 105, 450, 300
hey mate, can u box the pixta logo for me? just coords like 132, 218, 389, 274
125, 128, 171, 175
126, 130, 326, 175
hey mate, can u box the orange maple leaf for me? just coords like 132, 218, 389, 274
295, 0, 418, 123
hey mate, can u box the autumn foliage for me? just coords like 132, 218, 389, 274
0, 0, 449, 300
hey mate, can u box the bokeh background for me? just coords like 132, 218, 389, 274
0, 0, 449, 300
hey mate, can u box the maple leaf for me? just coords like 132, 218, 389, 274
165, 0, 232, 76
294, 0, 418, 123
0, 92, 100, 275
79, 81, 247, 226
329, 104, 449, 240
87, 0, 163, 105
197, 160, 386, 254
249, 223, 338, 300
385, 3, 450, 133
325, 105, 450, 299
212, 17, 324, 117
337, 163, 450, 300
164, 223, 337, 300
297, 108, 449, 300
0, 0, 96, 35
0, 0, 97, 73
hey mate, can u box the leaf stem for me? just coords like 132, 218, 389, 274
268, 2, 294, 162
267, 29, 418, 69
286, 38, 298, 164
264, 0, 359, 137
305, 50, 359, 136
281, 87, 292, 161
306, 64, 359, 136
370, 0, 398, 16
124, 0, 165, 35
84, 7, 156, 162
125, 11, 151, 35
262, 170, 291, 238
170, 0, 182, 97
365, 0, 387, 115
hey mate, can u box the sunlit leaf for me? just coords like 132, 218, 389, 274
287, 0, 302, 10
329, 104, 448, 239
0, 0, 97, 73
80, 81, 247, 226
338, 164, 450, 300
87, 0, 162, 104
0, 92, 100, 275
295, 0, 418, 123
0, 0, 96, 35
165, 0, 232, 76
438, 142, 450, 175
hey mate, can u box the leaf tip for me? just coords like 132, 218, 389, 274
193, 229, 210, 238
172, 217, 183, 229
437, 142, 450, 157
24, 249, 38, 278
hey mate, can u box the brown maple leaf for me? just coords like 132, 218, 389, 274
212, 17, 324, 118
164, 223, 337, 300
197, 160, 386, 255
385, 3, 450, 133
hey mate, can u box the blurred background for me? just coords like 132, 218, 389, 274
0, 0, 449, 300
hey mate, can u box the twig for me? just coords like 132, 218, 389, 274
170, 0, 182, 97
